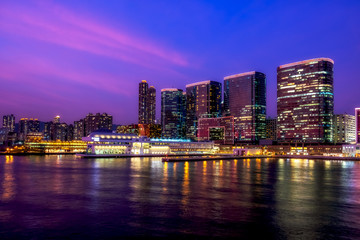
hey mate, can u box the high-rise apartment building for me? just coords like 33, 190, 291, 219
74, 119, 85, 140
84, 113, 113, 135
50, 123, 69, 141
161, 88, 186, 139
185, 80, 221, 140
148, 86, 156, 124
18, 118, 40, 140
3, 114, 15, 132
43, 116, 74, 141
138, 80, 156, 124
224, 71, 266, 143
333, 114, 355, 144
139, 80, 148, 124
277, 58, 334, 143
53, 115, 60, 124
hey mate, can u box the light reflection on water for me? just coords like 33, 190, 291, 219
1, 156, 360, 238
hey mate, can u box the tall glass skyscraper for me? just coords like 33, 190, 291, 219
277, 58, 334, 143
138, 80, 156, 124
224, 71, 266, 143
161, 89, 186, 139
186, 80, 221, 140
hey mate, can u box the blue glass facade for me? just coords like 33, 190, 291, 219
161, 89, 186, 139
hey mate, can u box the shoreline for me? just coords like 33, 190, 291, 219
1, 152, 360, 161
163, 155, 360, 162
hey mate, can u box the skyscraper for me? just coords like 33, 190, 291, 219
186, 80, 221, 140
333, 114, 355, 144
138, 80, 148, 124
224, 71, 266, 143
138, 80, 156, 124
3, 114, 15, 131
148, 86, 156, 124
161, 88, 186, 139
277, 58, 334, 143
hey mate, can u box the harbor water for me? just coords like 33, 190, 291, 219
1, 155, 360, 239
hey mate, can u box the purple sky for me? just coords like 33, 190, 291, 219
1, 0, 360, 124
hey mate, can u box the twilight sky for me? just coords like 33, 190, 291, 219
1, 0, 360, 124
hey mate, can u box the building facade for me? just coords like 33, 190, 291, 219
138, 80, 148, 124
18, 118, 40, 140
277, 58, 334, 143
333, 114, 355, 144
186, 80, 221, 140
356, 108, 360, 144
117, 124, 161, 138
53, 115, 60, 124
198, 116, 234, 145
138, 80, 156, 124
84, 113, 113, 136
148, 86, 156, 124
161, 88, 186, 139
82, 132, 215, 156
265, 118, 277, 141
224, 71, 266, 143
3, 114, 15, 132
74, 119, 85, 140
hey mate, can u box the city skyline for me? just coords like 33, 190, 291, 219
1, 1, 360, 124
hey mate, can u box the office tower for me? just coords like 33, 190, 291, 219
3, 114, 15, 131
53, 115, 60, 124
138, 80, 156, 124
356, 108, 360, 143
74, 119, 85, 140
198, 116, 234, 145
333, 114, 355, 144
161, 88, 186, 139
84, 113, 113, 135
186, 80, 221, 140
266, 118, 277, 141
224, 71, 266, 143
277, 58, 334, 143
148, 86, 156, 124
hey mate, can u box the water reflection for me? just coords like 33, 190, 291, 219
1, 155, 15, 202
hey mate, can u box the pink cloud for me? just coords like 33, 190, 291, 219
0, 1, 188, 69
0, 56, 135, 96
